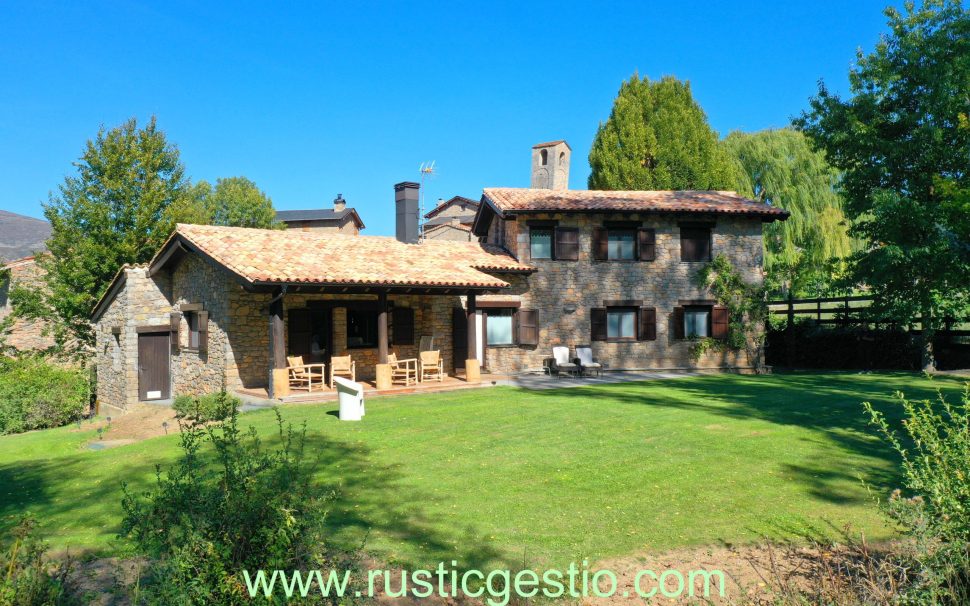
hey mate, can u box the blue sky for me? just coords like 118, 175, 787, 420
1, 1, 893, 235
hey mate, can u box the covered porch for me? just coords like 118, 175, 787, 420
263, 287, 497, 399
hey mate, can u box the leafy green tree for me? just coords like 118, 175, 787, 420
796, 0, 970, 370
26, 116, 191, 351
588, 74, 741, 190
723, 128, 855, 295
190, 176, 279, 229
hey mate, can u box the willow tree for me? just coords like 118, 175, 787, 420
723, 128, 855, 295
588, 74, 741, 190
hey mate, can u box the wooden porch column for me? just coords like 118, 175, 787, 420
377, 290, 389, 364
268, 288, 288, 398
465, 292, 480, 382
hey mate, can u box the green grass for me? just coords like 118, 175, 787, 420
1, 371, 965, 569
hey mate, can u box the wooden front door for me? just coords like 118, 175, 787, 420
452, 307, 467, 372
138, 331, 170, 401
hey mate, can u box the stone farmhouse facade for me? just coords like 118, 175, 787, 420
91, 141, 788, 413
0, 256, 56, 353
422, 196, 479, 242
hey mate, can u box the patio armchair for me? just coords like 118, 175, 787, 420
551, 346, 580, 378
328, 355, 356, 388
386, 352, 419, 387
287, 355, 327, 392
419, 350, 444, 383
574, 345, 602, 377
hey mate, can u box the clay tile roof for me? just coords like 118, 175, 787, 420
482, 188, 789, 220
532, 140, 571, 150
168, 224, 531, 289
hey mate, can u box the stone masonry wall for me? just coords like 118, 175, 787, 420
0, 258, 57, 352
482, 213, 765, 373
170, 255, 231, 396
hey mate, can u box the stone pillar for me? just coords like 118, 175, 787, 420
465, 292, 480, 382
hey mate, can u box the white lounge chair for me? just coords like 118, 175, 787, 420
575, 345, 602, 377
551, 346, 580, 378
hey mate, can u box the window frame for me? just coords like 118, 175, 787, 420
683, 305, 713, 339
529, 226, 554, 260
680, 224, 713, 262
605, 306, 639, 342
484, 307, 516, 347
346, 307, 380, 349
185, 311, 201, 350
605, 228, 638, 261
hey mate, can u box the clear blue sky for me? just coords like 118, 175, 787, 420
1, 1, 894, 236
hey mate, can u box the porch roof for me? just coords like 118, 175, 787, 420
151, 224, 531, 291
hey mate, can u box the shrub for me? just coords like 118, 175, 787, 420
864, 384, 970, 604
172, 391, 238, 422
0, 355, 89, 435
0, 516, 81, 606
120, 407, 355, 604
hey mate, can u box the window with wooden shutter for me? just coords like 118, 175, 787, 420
555, 227, 579, 261
672, 307, 685, 339
592, 227, 608, 261
638, 307, 656, 340
198, 311, 209, 354
591, 308, 607, 341
516, 309, 538, 345
712, 306, 729, 340
391, 306, 414, 345
638, 228, 656, 261
680, 226, 712, 262
169, 312, 180, 351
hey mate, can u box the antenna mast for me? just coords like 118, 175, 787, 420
418, 161, 437, 241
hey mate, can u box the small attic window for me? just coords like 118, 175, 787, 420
540, 149, 548, 165
559, 151, 566, 165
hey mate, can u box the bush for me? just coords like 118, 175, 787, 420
172, 391, 238, 422
121, 407, 355, 605
864, 384, 970, 604
766, 323, 921, 370
0, 516, 81, 606
0, 355, 89, 435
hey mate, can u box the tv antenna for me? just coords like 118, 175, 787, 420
418, 161, 437, 241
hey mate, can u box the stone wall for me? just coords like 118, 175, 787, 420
0, 258, 57, 352
481, 213, 765, 373
170, 255, 231, 396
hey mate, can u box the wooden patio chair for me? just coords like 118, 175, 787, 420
328, 355, 356, 388
419, 350, 444, 383
386, 352, 418, 387
287, 355, 327, 392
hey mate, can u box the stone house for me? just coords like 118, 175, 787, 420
275, 194, 365, 235
422, 196, 479, 242
91, 141, 788, 413
0, 256, 57, 353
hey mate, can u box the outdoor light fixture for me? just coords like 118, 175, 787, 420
563, 304, 577, 314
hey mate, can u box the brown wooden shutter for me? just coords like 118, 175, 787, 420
197, 311, 209, 354
554, 227, 579, 261
591, 308, 607, 341
169, 312, 181, 351
638, 228, 656, 261
516, 309, 538, 345
638, 307, 656, 341
672, 307, 685, 339
712, 306, 729, 340
391, 307, 415, 345
592, 227, 608, 261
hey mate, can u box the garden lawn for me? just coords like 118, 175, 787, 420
1, 372, 965, 569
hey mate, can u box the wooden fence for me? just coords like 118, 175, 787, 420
767, 295, 970, 336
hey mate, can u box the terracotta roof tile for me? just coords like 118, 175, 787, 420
482, 188, 789, 220
168, 224, 530, 289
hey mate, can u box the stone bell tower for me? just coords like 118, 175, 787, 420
530, 140, 570, 190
